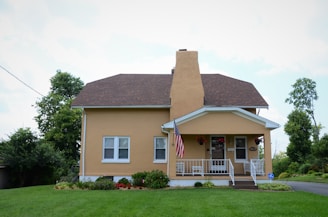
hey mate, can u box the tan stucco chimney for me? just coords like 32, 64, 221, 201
170, 50, 205, 120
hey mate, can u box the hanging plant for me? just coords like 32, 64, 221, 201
196, 136, 207, 145
255, 137, 262, 145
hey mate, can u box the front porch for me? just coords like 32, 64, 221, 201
174, 158, 266, 186
162, 107, 279, 187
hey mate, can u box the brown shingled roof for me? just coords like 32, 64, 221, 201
71, 74, 268, 108
201, 74, 268, 107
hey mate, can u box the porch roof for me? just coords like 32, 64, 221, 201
161, 107, 280, 131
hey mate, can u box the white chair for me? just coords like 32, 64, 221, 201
192, 166, 204, 176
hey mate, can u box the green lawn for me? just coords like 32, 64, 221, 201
1, 185, 328, 217
278, 174, 328, 183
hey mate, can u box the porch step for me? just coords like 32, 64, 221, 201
230, 180, 258, 190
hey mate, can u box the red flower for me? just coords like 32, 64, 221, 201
218, 137, 225, 144
196, 136, 207, 145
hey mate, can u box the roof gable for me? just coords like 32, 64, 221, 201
162, 107, 280, 130
72, 74, 268, 108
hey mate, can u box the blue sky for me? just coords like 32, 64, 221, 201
1, 0, 328, 154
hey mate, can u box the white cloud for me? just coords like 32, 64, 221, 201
1, 0, 328, 143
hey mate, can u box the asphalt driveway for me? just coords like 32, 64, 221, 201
281, 181, 328, 196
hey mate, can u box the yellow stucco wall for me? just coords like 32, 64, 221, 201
81, 107, 272, 178
81, 108, 170, 177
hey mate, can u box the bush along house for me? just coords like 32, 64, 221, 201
72, 50, 279, 186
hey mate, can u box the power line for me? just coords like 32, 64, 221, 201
0, 64, 44, 97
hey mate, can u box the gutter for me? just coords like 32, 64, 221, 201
161, 127, 170, 177
82, 109, 87, 181
71, 105, 171, 109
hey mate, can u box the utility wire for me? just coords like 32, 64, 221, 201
0, 64, 44, 97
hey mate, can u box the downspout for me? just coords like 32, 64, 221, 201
161, 127, 170, 177
82, 109, 87, 181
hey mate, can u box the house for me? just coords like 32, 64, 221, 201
72, 50, 279, 186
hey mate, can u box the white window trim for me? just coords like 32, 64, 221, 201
234, 136, 248, 163
153, 137, 167, 163
102, 136, 130, 163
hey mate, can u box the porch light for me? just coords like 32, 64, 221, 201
196, 136, 207, 145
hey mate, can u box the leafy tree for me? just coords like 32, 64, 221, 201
312, 134, 328, 172
0, 128, 64, 187
34, 71, 84, 165
284, 110, 312, 163
272, 151, 290, 177
285, 78, 319, 141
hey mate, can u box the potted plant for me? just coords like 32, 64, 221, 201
196, 136, 207, 145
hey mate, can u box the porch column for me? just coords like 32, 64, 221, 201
168, 130, 177, 178
264, 131, 272, 176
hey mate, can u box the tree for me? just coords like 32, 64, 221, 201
285, 78, 319, 141
312, 134, 328, 172
272, 151, 290, 177
284, 110, 312, 163
34, 71, 84, 165
0, 128, 64, 187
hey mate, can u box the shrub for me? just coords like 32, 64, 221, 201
322, 173, 328, 179
314, 172, 323, 176
81, 181, 95, 190
307, 170, 316, 175
93, 179, 116, 190
54, 182, 71, 190
194, 182, 203, 187
144, 170, 169, 189
203, 181, 215, 188
132, 171, 149, 187
278, 172, 290, 179
298, 163, 311, 174
287, 162, 299, 174
324, 165, 328, 173
118, 177, 130, 185
258, 183, 292, 191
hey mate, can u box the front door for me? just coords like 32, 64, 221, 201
210, 136, 226, 172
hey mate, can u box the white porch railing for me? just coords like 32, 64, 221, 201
243, 159, 265, 186
250, 160, 257, 186
228, 159, 235, 186
176, 159, 234, 184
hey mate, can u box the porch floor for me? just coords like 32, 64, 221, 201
176, 174, 255, 177
174, 174, 267, 181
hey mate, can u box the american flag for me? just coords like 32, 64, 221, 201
174, 121, 184, 158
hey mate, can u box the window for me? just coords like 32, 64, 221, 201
235, 136, 247, 162
154, 137, 167, 163
102, 137, 130, 163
